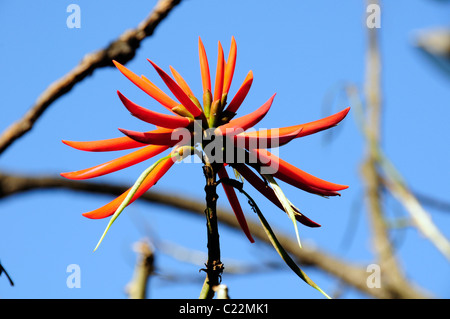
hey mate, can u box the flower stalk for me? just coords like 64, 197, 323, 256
201, 159, 224, 298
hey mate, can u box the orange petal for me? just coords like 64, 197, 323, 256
223, 36, 237, 95
218, 165, 254, 243
113, 60, 178, 111
62, 137, 145, 152
234, 128, 302, 149
213, 41, 225, 102
198, 37, 211, 93
118, 127, 189, 146
243, 107, 351, 139
60, 145, 169, 180
82, 156, 176, 219
224, 70, 253, 114
169, 66, 195, 97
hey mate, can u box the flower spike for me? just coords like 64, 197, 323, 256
63, 38, 348, 298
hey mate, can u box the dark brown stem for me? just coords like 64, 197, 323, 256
201, 163, 224, 299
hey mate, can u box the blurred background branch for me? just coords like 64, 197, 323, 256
0, 0, 182, 155
0, 170, 429, 298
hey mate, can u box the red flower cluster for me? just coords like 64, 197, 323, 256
61, 37, 349, 243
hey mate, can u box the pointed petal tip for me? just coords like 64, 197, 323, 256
60, 171, 78, 180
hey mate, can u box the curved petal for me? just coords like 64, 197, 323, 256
198, 37, 211, 93
233, 128, 302, 149
117, 91, 192, 129
118, 127, 190, 146
242, 107, 351, 140
148, 59, 203, 118
60, 145, 169, 180
169, 66, 195, 97
213, 41, 225, 102
217, 93, 275, 135
112, 60, 178, 111
82, 156, 176, 219
218, 165, 255, 243
223, 36, 237, 95
249, 149, 348, 193
224, 70, 253, 114
232, 163, 321, 227
62, 136, 145, 152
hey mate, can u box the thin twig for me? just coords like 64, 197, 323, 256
0, 0, 182, 155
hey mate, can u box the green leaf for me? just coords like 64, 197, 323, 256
262, 174, 302, 249
93, 153, 177, 252
239, 188, 331, 299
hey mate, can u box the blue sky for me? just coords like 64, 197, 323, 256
0, 0, 449, 299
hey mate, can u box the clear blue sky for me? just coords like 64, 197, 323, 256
0, 0, 449, 299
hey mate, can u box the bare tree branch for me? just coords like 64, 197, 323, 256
360, 0, 417, 297
0, 171, 429, 298
0, 0, 182, 155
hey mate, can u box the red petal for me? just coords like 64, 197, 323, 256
217, 93, 275, 135
117, 91, 192, 129
242, 107, 351, 140
60, 145, 168, 180
113, 60, 178, 111
249, 149, 348, 193
118, 127, 189, 146
82, 156, 175, 219
148, 59, 203, 118
218, 165, 255, 243
233, 163, 321, 227
225, 70, 253, 114
234, 128, 302, 149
